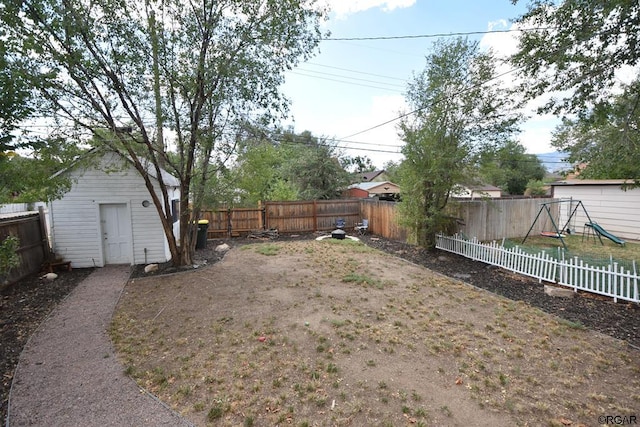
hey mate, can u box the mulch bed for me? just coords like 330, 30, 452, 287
2, 232, 639, 423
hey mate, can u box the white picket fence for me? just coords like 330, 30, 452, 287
436, 234, 640, 303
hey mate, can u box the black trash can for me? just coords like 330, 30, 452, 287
196, 219, 209, 249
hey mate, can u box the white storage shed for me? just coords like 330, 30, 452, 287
48, 151, 180, 267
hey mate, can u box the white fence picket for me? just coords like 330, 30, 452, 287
436, 234, 639, 303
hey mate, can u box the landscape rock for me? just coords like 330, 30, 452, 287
544, 285, 575, 298
144, 264, 159, 274
40, 273, 58, 281
215, 243, 231, 253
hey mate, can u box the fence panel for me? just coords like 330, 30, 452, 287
447, 198, 557, 241
200, 208, 263, 237
359, 199, 407, 241
557, 257, 639, 303
264, 200, 361, 233
436, 234, 639, 303
0, 210, 50, 286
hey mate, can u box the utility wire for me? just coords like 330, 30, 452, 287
288, 71, 402, 92
323, 27, 552, 41
295, 67, 406, 89
303, 62, 408, 82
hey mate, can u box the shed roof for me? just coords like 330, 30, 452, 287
551, 179, 635, 186
53, 148, 179, 187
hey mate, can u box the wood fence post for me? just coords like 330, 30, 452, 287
313, 200, 318, 231
38, 206, 52, 261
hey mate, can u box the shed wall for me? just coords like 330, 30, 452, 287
552, 185, 640, 241
50, 153, 178, 267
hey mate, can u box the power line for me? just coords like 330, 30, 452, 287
304, 62, 408, 82
288, 71, 402, 92
338, 64, 526, 140
296, 67, 407, 89
323, 27, 551, 42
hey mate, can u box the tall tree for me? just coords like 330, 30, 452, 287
0, 40, 32, 151
511, 0, 640, 116
281, 132, 351, 200
2, 0, 326, 265
0, 137, 83, 203
478, 141, 546, 195
551, 79, 640, 179
398, 38, 519, 247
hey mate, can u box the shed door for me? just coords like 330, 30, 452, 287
100, 204, 131, 264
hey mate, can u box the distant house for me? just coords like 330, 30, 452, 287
550, 179, 639, 241
345, 181, 401, 201
48, 150, 180, 268
356, 170, 390, 183
453, 184, 502, 199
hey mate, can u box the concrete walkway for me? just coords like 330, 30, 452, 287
7, 265, 193, 427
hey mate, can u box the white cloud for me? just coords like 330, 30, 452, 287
336, 95, 407, 167
323, 0, 416, 19
286, 94, 407, 168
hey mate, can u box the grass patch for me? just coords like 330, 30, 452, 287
254, 243, 281, 256
342, 273, 382, 288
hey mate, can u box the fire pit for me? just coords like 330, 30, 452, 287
331, 229, 346, 240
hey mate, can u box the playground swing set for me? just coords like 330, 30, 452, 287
522, 199, 625, 251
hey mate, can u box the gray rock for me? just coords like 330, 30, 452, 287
544, 285, 575, 298
144, 264, 158, 273
215, 243, 231, 253
41, 272, 58, 281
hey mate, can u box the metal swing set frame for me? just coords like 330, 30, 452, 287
522, 199, 602, 251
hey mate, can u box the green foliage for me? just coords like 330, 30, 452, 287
1, 0, 326, 265
525, 179, 548, 196
511, 0, 640, 116
0, 138, 82, 203
0, 39, 35, 151
551, 80, 640, 180
228, 129, 350, 206
398, 38, 520, 247
478, 141, 546, 195
342, 155, 375, 174
0, 236, 20, 281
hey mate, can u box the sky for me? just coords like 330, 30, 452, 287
280, 0, 560, 168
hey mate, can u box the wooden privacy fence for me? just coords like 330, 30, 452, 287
0, 208, 50, 286
447, 197, 557, 241
201, 200, 362, 237
436, 234, 639, 303
200, 197, 557, 241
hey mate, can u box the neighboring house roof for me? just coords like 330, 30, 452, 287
358, 170, 386, 182
348, 181, 401, 194
453, 183, 502, 199
464, 184, 502, 192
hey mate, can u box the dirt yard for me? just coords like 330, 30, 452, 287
111, 238, 640, 426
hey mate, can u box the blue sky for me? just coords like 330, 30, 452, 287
281, 0, 558, 168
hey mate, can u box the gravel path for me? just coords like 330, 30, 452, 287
7, 265, 193, 427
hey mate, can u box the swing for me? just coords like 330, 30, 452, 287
540, 231, 565, 238
539, 205, 565, 238
523, 200, 602, 251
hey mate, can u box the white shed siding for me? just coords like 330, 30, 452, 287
50, 153, 178, 267
552, 183, 640, 241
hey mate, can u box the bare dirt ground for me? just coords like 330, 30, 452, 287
111, 236, 640, 426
